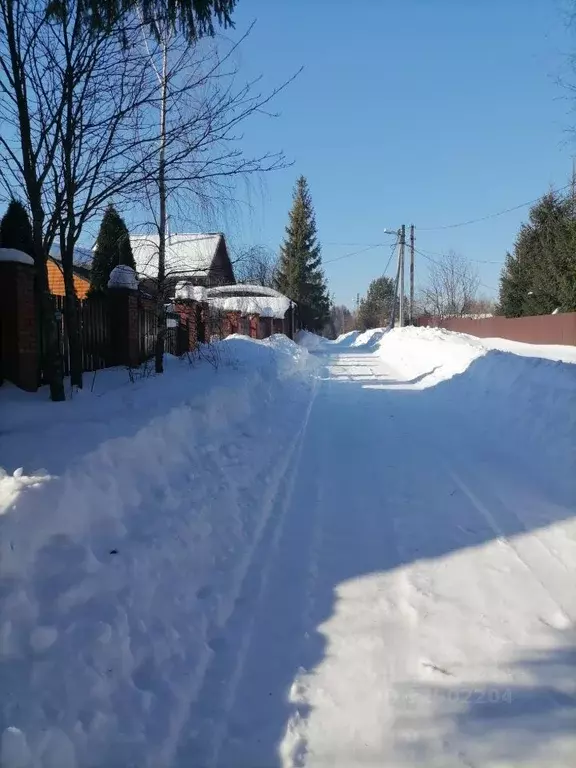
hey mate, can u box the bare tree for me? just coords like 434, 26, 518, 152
0, 0, 163, 393
328, 304, 355, 337
134, 22, 296, 372
421, 250, 480, 319
233, 245, 278, 287
466, 295, 496, 316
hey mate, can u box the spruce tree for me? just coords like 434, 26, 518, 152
498, 191, 576, 316
357, 276, 396, 330
48, 0, 236, 41
90, 204, 136, 292
275, 176, 330, 331
0, 200, 34, 256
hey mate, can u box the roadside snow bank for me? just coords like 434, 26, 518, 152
0, 336, 317, 768
378, 326, 482, 386
379, 326, 576, 486
295, 329, 326, 350
349, 327, 388, 348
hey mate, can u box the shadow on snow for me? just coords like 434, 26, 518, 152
174, 346, 575, 767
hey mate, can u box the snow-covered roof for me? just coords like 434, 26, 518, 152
209, 295, 290, 319
0, 247, 34, 265
130, 233, 223, 280
108, 265, 138, 290
175, 283, 207, 301
50, 245, 93, 268
207, 284, 286, 299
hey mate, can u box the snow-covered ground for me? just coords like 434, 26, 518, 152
1, 328, 575, 767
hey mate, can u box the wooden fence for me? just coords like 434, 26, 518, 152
54, 295, 109, 377
138, 302, 157, 361
50, 296, 186, 379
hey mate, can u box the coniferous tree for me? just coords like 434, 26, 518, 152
0, 200, 34, 255
498, 191, 576, 316
90, 205, 136, 292
498, 249, 531, 317
275, 176, 330, 331
357, 276, 396, 330
48, 0, 236, 40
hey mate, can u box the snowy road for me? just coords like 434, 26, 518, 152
177, 343, 576, 768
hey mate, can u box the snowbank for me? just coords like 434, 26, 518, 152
331, 330, 360, 346
377, 326, 576, 486
0, 337, 318, 768
348, 327, 388, 348
295, 329, 326, 350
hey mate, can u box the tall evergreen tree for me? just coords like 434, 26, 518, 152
0, 199, 34, 255
275, 176, 330, 331
498, 191, 576, 316
90, 204, 136, 292
48, 0, 236, 41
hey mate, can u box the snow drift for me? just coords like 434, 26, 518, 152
0, 336, 318, 768
378, 327, 576, 489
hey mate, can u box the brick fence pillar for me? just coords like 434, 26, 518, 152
174, 299, 199, 351
248, 314, 260, 339
108, 288, 139, 367
0, 254, 38, 391
223, 311, 241, 338
200, 302, 210, 343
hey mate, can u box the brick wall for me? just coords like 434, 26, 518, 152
0, 261, 38, 391
173, 300, 210, 349
223, 311, 241, 337
249, 314, 260, 339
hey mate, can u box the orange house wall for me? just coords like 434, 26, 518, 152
47, 260, 90, 299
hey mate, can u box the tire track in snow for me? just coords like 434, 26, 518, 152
449, 467, 575, 627
278, 457, 325, 768
174, 381, 319, 767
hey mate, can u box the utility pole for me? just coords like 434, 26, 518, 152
409, 224, 415, 325
390, 226, 405, 328
398, 224, 406, 327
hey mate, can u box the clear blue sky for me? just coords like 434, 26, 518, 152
221, 0, 574, 307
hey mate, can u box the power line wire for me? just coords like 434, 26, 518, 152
415, 244, 502, 265
323, 244, 381, 265
419, 183, 572, 231
414, 247, 497, 292
383, 237, 399, 275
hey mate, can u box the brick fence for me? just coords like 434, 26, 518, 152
417, 313, 576, 346
0, 251, 294, 392
0, 260, 38, 391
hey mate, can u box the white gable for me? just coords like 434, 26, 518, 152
130, 234, 221, 280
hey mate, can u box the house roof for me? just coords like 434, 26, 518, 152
209, 295, 290, 319
130, 233, 224, 280
50, 246, 93, 270
48, 253, 91, 281
207, 284, 287, 299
